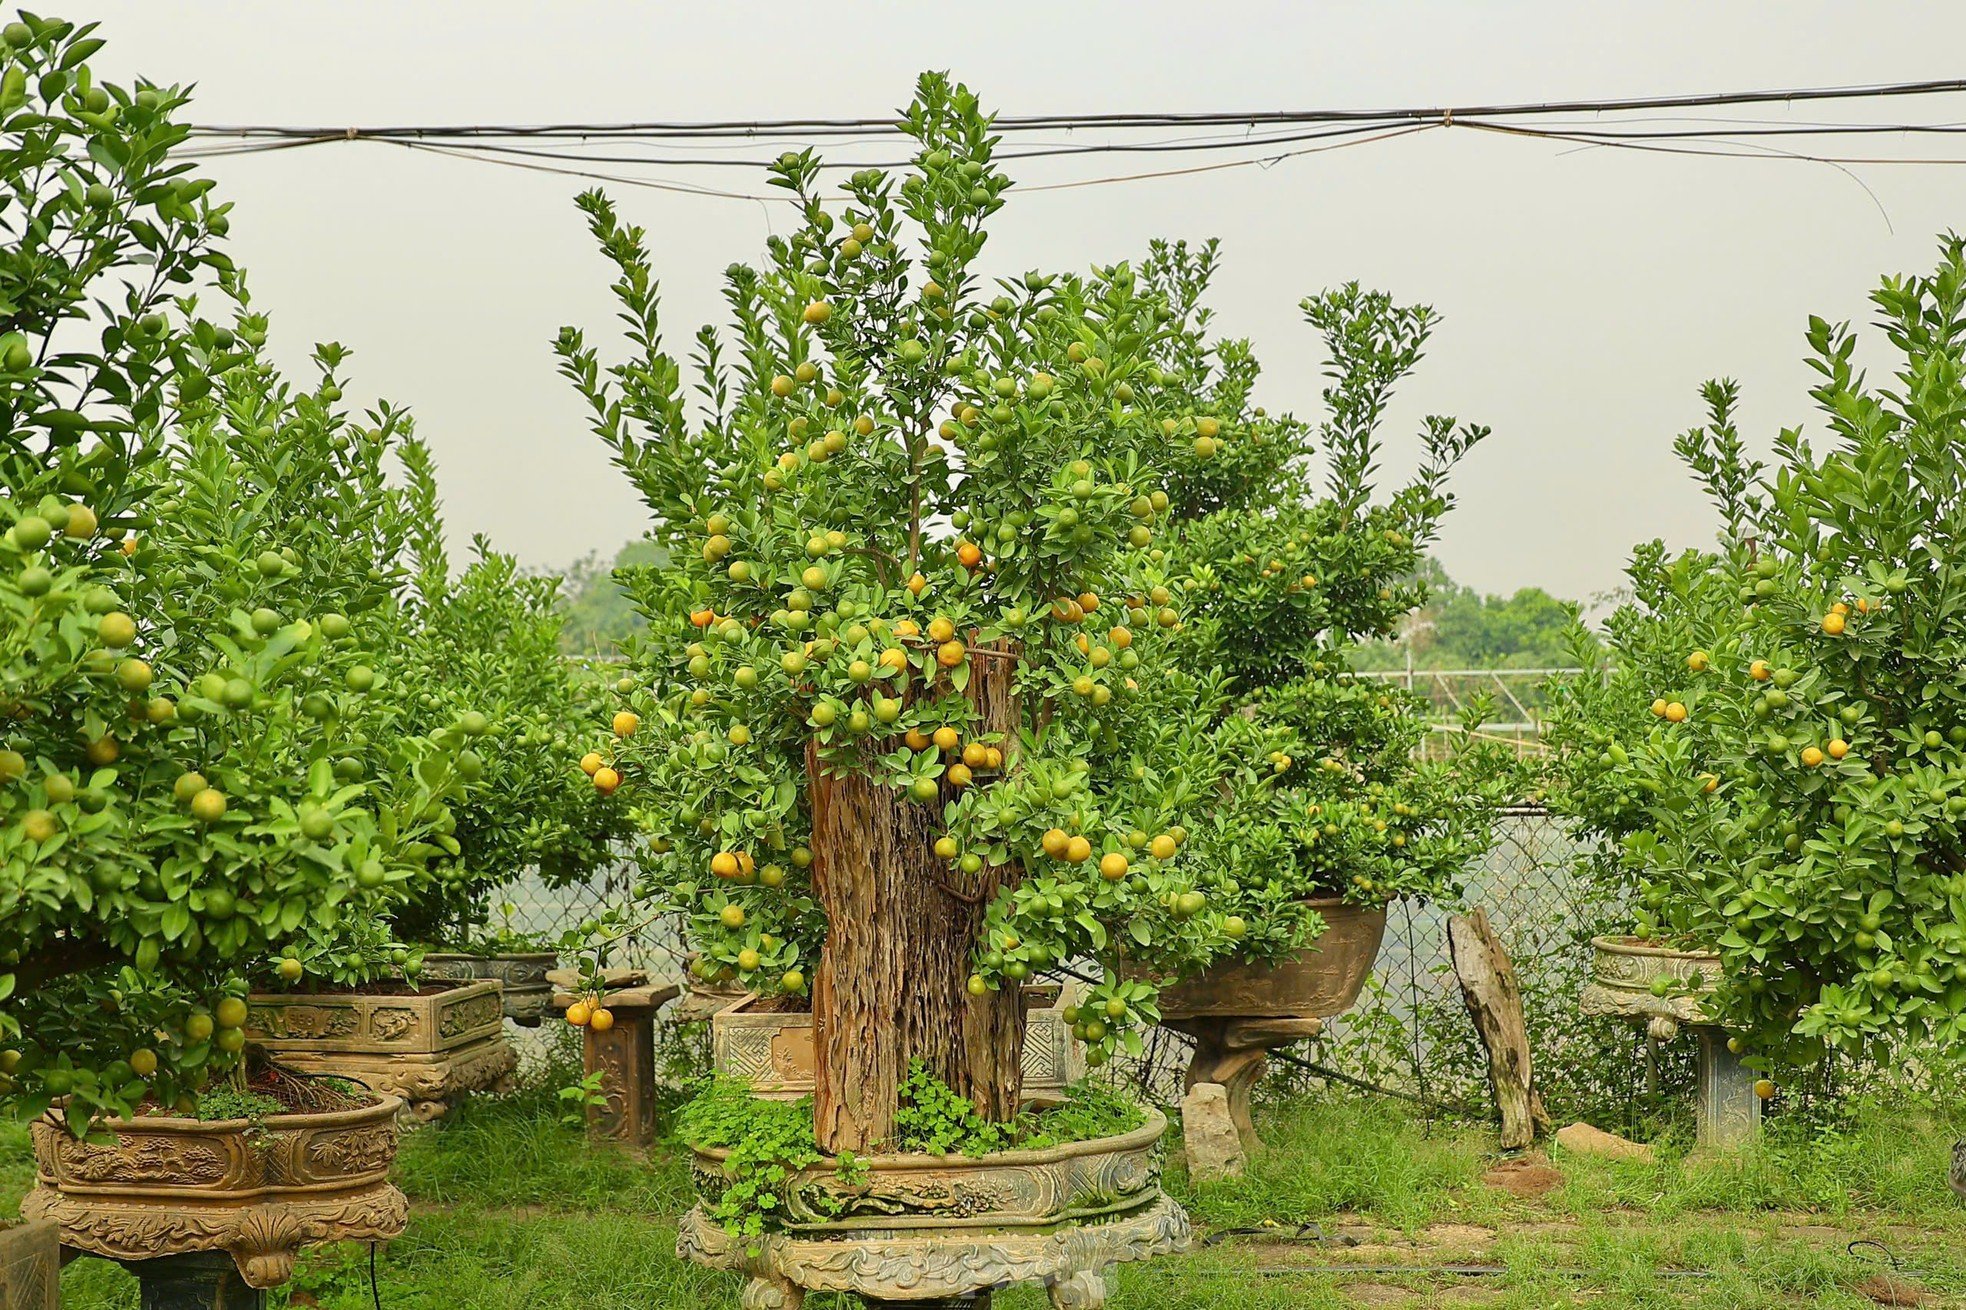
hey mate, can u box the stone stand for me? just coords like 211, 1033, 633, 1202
0, 1217, 58, 1310
1581, 938, 1758, 1151
1165, 1016, 1323, 1180
548, 969, 679, 1147
1693, 1026, 1761, 1150
124, 1252, 264, 1310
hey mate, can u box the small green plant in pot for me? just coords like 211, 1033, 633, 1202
1546, 237, 1966, 1088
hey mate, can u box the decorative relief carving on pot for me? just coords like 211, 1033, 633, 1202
50, 1133, 229, 1187
678, 1189, 1189, 1309
715, 1026, 775, 1084
439, 991, 503, 1038
304, 1125, 397, 1178
22, 1099, 408, 1290
248, 1003, 360, 1041
370, 1007, 419, 1043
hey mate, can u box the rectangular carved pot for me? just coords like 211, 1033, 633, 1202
0, 1218, 57, 1310
422, 952, 558, 1026
245, 980, 514, 1121
711, 983, 1081, 1102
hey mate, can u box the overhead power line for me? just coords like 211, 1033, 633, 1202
184, 78, 1966, 143
175, 79, 1966, 205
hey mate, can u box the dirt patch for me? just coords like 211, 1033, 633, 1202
1337, 1284, 1420, 1306
1483, 1155, 1566, 1200
1854, 1273, 1926, 1307
1419, 1223, 1498, 1252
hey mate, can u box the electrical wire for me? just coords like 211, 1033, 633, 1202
181, 77, 1966, 144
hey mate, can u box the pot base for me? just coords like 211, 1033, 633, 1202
266, 1032, 517, 1122
677, 1191, 1189, 1309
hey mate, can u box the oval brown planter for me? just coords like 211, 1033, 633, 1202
20, 1096, 407, 1290
422, 951, 557, 1026
677, 1107, 1189, 1306
0, 1218, 58, 1310
244, 979, 516, 1121
711, 983, 1081, 1104
1146, 897, 1389, 1022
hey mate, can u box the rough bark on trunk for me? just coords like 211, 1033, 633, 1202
1447, 907, 1549, 1150
809, 639, 1025, 1154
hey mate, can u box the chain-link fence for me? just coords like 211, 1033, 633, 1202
495, 808, 1682, 1121
1102, 806, 1699, 1134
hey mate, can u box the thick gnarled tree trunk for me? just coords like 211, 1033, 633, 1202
808, 639, 1025, 1154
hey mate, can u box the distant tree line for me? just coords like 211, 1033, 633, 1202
1351, 557, 1594, 672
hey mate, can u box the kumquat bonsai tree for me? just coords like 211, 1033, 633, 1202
558, 75, 1283, 1154
1545, 236, 1966, 1079
383, 441, 633, 952
0, 15, 471, 1128
560, 68, 1518, 1173
1025, 239, 1519, 983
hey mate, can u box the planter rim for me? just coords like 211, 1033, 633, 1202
1591, 934, 1722, 964
1300, 893, 1376, 910
41, 1093, 403, 1136
259, 978, 484, 999
690, 1106, 1166, 1172
422, 950, 558, 961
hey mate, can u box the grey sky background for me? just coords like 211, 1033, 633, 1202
84, 2, 1966, 605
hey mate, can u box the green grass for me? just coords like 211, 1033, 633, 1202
5, 1085, 1963, 1308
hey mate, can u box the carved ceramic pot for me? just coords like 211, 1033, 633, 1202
21, 1096, 407, 1289
1580, 935, 1723, 1040
679, 1111, 1189, 1308
712, 984, 1082, 1105
243, 980, 516, 1121
1140, 897, 1389, 1022
422, 951, 557, 1025
0, 1217, 58, 1310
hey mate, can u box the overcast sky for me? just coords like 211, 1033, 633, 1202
82, 2, 1966, 605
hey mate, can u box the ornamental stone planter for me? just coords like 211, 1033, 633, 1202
421, 951, 558, 1026
20, 1095, 407, 1291
1580, 935, 1758, 1149
677, 1109, 1188, 1308
244, 980, 516, 1122
1127, 897, 1387, 1178
674, 953, 751, 1023
711, 984, 1082, 1105
0, 1218, 58, 1310
1146, 897, 1388, 1022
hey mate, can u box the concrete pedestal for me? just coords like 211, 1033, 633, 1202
548, 968, 680, 1147
1165, 1016, 1323, 1179
1693, 1027, 1761, 1150
124, 1253, 263, 1310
